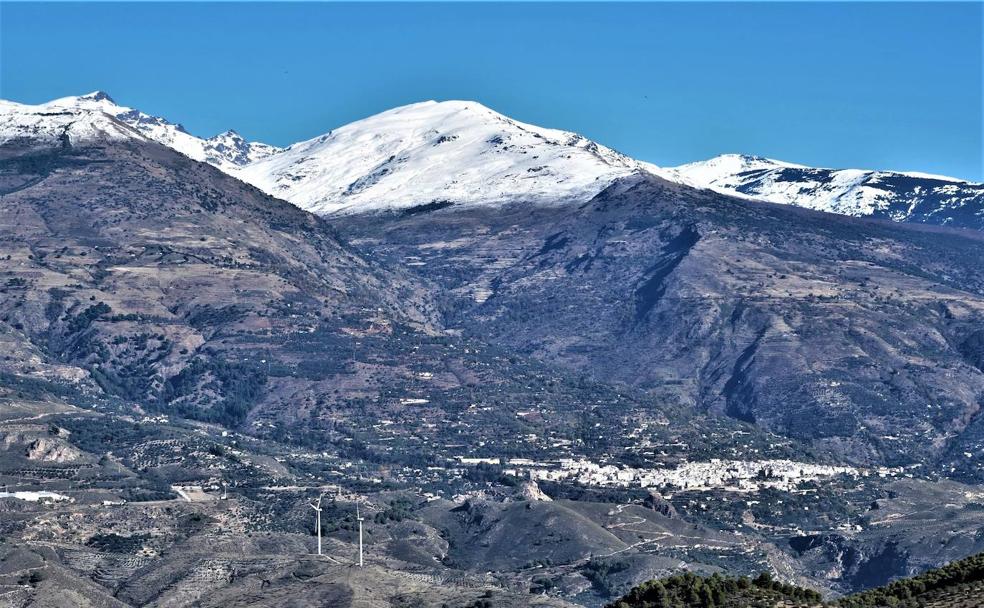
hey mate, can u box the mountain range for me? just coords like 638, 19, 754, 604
4, 89, 984, 477
4, 91, 982, 229
2, 91, 984, 606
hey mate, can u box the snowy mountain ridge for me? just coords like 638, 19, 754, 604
236, 99, 665, 215
0, 96, 148, 151
2, 91, 981, 229
668, 153, 984, 228
0, 92, 281, 170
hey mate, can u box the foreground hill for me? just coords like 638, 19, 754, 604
838, 550, 984, 608
608, 551, 984, 608
3, 401, 983, 607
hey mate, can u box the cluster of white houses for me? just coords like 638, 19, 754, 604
457, 456, 895, 493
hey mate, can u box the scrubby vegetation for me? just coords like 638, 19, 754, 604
86, 532, 151, 554
583, 559, 632, 597
160, 354, 267, 427
837, 551, 984, 608
608, 551, 984, 608
606, 571, 821, 608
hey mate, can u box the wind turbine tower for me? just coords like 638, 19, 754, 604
310, 492, 325, 556
356, 503, 364, 567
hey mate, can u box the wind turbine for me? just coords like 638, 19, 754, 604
310, 492, 326, 556
356, 503, 364, 567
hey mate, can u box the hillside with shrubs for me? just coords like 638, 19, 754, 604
607, 551, 984, 608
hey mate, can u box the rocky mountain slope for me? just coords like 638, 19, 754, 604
333, 174, 984, 479
1, 92, 801, 468
0, 100, 840, 606
14, 90, 975, 481
0, 96, 441, 427
669, 154, 984, 230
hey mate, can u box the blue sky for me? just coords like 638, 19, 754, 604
1, 2, 981, 180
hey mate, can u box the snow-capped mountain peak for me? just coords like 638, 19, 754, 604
685, 152, 800, 171
236, 99, 660, 215
665, 154, 801, 189
9, 91, 282, 171
76, 90, 115, 104
204, 129, 282, 168
0, 96, 147, 151
667, 154, 983, 228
